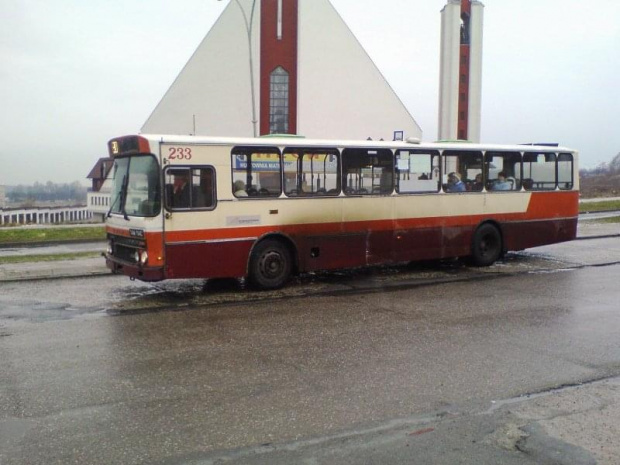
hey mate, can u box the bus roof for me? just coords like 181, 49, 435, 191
138, 134, 577, 154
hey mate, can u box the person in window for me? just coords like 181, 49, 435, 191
447, 172, 466, 192
472, 173, 484, 191
492, 172, 512, 191
169, 171, 190, 208
234, 180, 248, 197
196, 170, 214, 208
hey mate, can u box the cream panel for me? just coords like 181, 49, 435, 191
481, 192, 531, 215
341, 197, 394, 224
394, 192, 530, 221
168, 198, 344, 233
164, 191, 533, 234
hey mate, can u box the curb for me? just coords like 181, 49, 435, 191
0, 269, 111, 283
0, 239, 106, 249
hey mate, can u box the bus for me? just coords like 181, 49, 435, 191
104, 134, 578, 289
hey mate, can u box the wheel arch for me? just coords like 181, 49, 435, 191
247, 232, 299, 276
473, 219, 505, 253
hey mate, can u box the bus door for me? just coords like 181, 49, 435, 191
162, 166, 217, 278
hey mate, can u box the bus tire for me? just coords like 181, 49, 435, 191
248, 239, 292, 290
470, 223, 502, 267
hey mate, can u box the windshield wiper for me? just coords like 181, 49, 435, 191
106, 174, 129, 220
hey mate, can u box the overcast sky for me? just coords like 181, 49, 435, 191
1, 0, 618, 185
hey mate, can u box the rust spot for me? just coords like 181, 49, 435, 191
409, 427, 435, 436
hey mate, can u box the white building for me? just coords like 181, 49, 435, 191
86, 158, 114, 222
142, 0, 422, 142
438, 0, 484, 142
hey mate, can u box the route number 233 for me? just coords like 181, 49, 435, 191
168, 147, 192, 160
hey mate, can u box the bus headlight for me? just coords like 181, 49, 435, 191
107, 241, 113, 255
136, 250, 148, 265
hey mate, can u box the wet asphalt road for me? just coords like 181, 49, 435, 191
1, 238, 620, 464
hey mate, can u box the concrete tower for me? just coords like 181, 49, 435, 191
438, 0, 484, 142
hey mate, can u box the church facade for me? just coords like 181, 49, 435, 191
141, 0, 422, 142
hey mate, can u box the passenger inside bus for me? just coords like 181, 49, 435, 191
168, 170, 191, 208
195, 169, 214, 208
491, 172, 512, 191
446, 172, 466, 192
234, 180, 248, 197
472, 173, 484, 191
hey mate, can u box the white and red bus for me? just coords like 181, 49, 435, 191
104, 134, 578, 289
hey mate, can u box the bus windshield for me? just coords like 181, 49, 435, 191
110, 156, 161, 217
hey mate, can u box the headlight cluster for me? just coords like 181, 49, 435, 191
133, 250, 148, 265
106, 241, 113, 255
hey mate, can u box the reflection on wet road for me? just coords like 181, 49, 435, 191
2, 237, 620, 323
1, 238, 620, 464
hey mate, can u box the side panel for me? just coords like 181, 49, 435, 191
148, 152, 579, 280
502, 218, 578, 251
165, 240, 253, 279
296, 232, 368, 272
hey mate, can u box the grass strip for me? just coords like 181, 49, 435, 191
0, 226, 105, 245
0, 251, 102, 265
591, 216, 620, 224
579, 200, 620, 213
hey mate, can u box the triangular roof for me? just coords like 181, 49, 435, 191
142, 0, 421, 142
86, 158, 113, 180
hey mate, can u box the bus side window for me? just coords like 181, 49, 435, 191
165, 167, 216, 210
558, 153, 574, 190
283, 148, 340, 197
523, 152, 557, 191
484, 151, 522, 191
342, 148, 393, 195
193, 168, 216, 209
165, 168, 191, 210
395, 150, 440, 194
231, 146, 282, 198
443, 150, 483, 193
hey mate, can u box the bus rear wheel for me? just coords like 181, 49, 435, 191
248, 239, 292, 290
470, 223, 502, 267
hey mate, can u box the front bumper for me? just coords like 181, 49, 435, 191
106, 255, 165, 281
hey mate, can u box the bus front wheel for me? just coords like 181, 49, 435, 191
248, 239, 292, 290
470, 224, 502, 267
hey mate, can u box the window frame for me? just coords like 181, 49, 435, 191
522, 152, 558, 191
395, 149, 441, 195
231, 146, 282, 199
269, 66, 290, 134
164, 165, 217, 212
557, 153, 574, 191
341, 148, 395, 196
442, 150, 484, 193
282, 147, 341, 197
110, 155, 161, 218
484, 151, 523, 192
